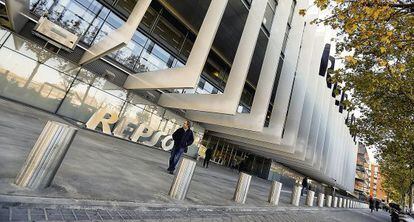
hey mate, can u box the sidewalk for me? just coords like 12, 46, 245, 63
0, 97, 304, 208
0, 97, 362, 222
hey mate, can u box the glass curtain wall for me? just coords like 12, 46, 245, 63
0, 30, 204, 149
28, 0, 259, 114
201, 134, 270, 178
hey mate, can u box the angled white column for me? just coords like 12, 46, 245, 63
157, 0, 268, 114
79, 0, 152, 65
204, 24, 323, 152
193, 0, 308, 135
185, 0, 292, 131
124, 0, 228, 89
5, 0, 29, 32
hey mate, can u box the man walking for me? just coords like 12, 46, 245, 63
301, 176, 308, 196
369, 196, 375, 213
203, 148, 213, 168
167, 120, 194, 174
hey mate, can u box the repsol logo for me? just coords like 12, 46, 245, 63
85, 108, 175, 151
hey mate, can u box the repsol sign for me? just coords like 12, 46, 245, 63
85, 108, 175, 151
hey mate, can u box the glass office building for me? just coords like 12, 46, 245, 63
0, 0, 281, 178
0, 0, 358, 190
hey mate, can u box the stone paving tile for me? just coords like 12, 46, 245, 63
97, 209, 113, 220
0, 203, 391, 222
73, 209, 90, 220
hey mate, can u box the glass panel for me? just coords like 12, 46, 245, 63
91, 77, 127, 100
152, 17, 185, 52
140, 50, 169, 70
30, 0, 55, 16
115, 0, 138, 15
46, 0, 103, 36
57, 80, 125, 123
0, 28, 10, 45
76, 68, 98, 84
110, 42, 143, 71
82, 16, 106, 45
4, 35, 54, 62
180, 38, 193, 59
140, 6, 158, 30
262, 3, 275, 33
132, 31, 148, 47
0, 47, 72, 112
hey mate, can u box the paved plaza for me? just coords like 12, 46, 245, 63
0, 98, 389, 221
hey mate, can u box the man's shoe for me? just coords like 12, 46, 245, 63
168, 171, 174, 175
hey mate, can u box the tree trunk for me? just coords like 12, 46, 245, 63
410, 182, 413, 213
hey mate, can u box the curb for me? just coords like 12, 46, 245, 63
0, 194, 364, 213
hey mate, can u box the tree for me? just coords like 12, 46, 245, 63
307, 0, 414, 207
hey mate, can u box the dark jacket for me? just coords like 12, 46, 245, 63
172, 127, 194, 151
369, 198, 375, 209
205, 148, 213, 159
302, 177, 308, 187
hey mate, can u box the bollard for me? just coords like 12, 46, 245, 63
268, 181, 282, 206
306, 190, 315, 206
290, 184, 302, 206
317, 193, 325, 207
15, 121, 77, 189
333, 196, 338, 208
169, 158, 196, 200
233, 172, 252, 204
343, 199, 347, 208
338, 198, 343, 208
326, 195, 332, 207
291, 184, 302, 206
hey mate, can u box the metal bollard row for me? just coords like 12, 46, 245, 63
15, 121, 369, 210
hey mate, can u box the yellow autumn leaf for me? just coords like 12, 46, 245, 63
345, 56, 357, 65
378, 59, 387, 67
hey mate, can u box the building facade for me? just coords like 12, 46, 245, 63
369, 164, 387, 201
354, 144, 370, 200
0, 0, 357, 192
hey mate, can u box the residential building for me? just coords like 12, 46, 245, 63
354, 144, 370, 200
369, 164, 387, 201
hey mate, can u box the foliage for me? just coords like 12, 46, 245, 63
307, 0, 414, 202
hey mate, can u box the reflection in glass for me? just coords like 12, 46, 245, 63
0, 47, 73, 112
57, 80, 125, 123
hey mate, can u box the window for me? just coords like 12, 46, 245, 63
262, 0, 278, 34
